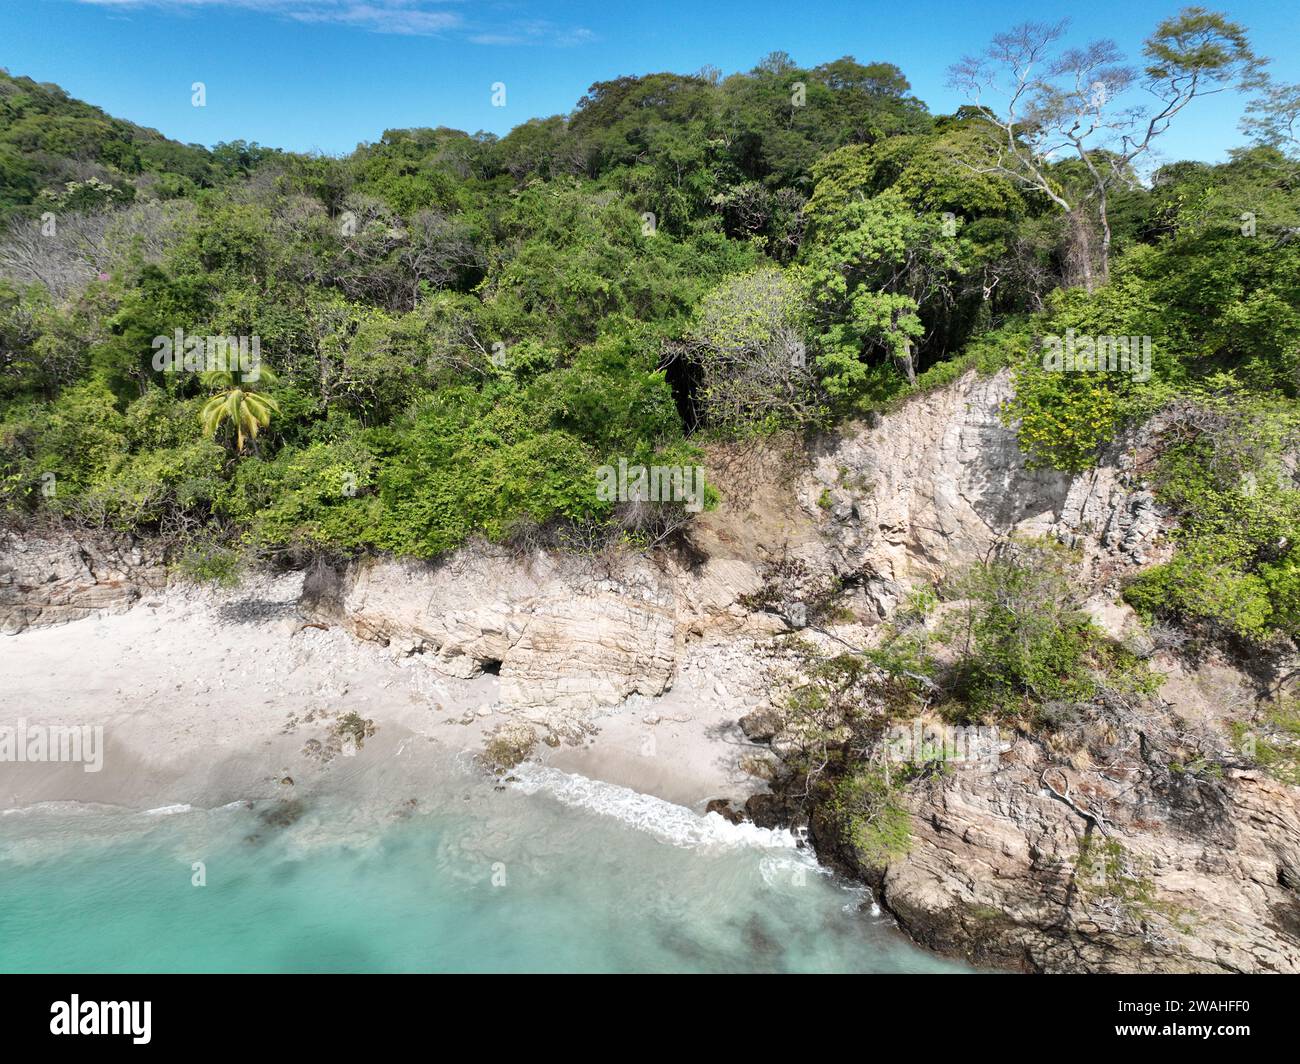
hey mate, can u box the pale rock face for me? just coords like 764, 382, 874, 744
851, 741, 1300, 974
335, 550, 680, 713
672, 557, 767, 632
803, 370, 1169, 614
498, 590, 678, 709
0, 532, 166, 634
325, 535, 789, 715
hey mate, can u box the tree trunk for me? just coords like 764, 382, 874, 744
1065, 209, 1097, 293
1097, 194, 1112, 287
897, 338, 917, 386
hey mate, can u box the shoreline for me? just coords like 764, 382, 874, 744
0, 572, 766, 817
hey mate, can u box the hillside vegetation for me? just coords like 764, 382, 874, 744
1, 9, 1298, 653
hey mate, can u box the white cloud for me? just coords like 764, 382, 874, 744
468, 22, 597, 47
68, 1, 594, 42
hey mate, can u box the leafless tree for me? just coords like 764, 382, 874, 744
0, 200, 194, 299
398, 210, 483, 309
1242, 76, 1300, 181
327, 193, 407, 308
1244, 79, 1300, 155
0, 212, 110, 298
106, 199, 197, 269
948, 9, 1260, 290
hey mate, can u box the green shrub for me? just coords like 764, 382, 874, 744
1229, 701, 1300, 786
176, 539, 243, 587
1125, 543, 1275, 642
950, 537, 1159, 722
828, 766, 913, 868
1122, 392, 1300, 645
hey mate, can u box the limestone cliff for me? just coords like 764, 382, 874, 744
0, 530, 166, 634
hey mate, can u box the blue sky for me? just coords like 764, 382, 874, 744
1, 0, 1296, 161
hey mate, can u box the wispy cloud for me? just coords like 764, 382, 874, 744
468, 20, 597, 47
68, 1, 595, 43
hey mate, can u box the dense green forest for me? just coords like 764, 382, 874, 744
1, 8, 1298, 648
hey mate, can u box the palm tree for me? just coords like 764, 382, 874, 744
199, 369, 280, 453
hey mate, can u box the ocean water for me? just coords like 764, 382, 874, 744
0, 758, 965, 973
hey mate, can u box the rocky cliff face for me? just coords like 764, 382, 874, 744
783, 372, 1299, 972
799, 369, 1167, 615
327, 551, 682, 715
816, 714, 1300, 973
0, 530, 166, 634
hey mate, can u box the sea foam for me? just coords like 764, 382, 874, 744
508, 764, 811, 856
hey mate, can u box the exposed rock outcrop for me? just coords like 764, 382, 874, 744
0, 531, 166, 634
330, 550, 683, 713
813, 710, 1300, 973
799, 370, 1170, 616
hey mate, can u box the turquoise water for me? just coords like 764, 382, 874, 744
0, 759, 964, 973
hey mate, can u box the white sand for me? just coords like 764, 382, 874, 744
0, 574, 763, 814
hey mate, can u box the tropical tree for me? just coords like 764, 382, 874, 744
801, 190, 961, 403
199, 369, 279, 453
947, 8, 1261, 289
670, 266, 820, 430
1242, 75, 1300, 179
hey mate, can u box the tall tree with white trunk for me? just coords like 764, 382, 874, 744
947, 7, 1261, 291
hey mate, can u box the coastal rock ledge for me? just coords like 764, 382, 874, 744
0, 530, 166, 634
813, 732, 1300, 973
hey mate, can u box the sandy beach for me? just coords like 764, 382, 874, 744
0, 573, 764, 814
